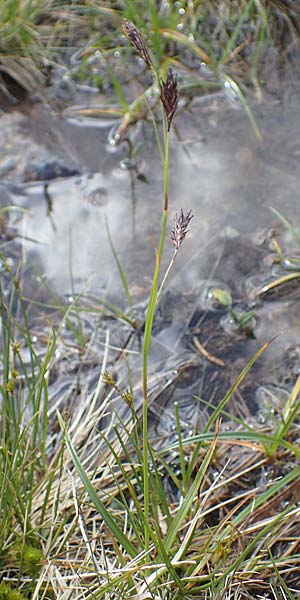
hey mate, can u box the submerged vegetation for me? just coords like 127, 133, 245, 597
1, 2, 300, 599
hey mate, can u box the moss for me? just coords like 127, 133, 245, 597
0, 582, 26, 600
8, 543, 44, 578
22, 545, 44, 577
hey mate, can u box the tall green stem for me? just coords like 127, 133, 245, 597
142, 121, 169, 548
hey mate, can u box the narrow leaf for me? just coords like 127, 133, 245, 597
203, 340, 273, 432
164, 421, 220, 552
58, 413, 137, 558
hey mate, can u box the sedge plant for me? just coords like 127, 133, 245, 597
122, 19, 193, 549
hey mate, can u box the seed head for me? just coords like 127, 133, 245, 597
171, 209, 193, 251
160, 67, 178, 131
122, 20, 153, 70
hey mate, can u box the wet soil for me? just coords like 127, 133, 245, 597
2, 73, 300, 442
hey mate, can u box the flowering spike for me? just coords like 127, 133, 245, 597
122, 20, 153, 70
171, 209, 193, 251
160, 67, 178, 131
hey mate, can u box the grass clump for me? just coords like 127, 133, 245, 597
0, 0, 85, 97
0, 0, 47, 94
89, 0, 300, 86
0, 257, 64, 597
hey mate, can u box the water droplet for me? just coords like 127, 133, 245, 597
257, 413, 266, 424
175, 1, 180, 6
219, 313, 239, 335
120, 161, 127, 171
282, 257, 300, 271
114, 50, 120, 59
200, 282, 233, 311
110, 138, 116, 146
179, 7, 185, 15
188, 33, 195, 42
224, 80, 230, 89
32, 335, 38, 343
94, 50, 101, 57
177, 22, 184, 31
68, 296, 74, 303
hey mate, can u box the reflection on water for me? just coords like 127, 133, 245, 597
3, 96, 300, 434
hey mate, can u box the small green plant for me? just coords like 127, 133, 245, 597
211, 287, 256, 338
252, 209, 300, 299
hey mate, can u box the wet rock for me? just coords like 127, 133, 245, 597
0, 157, 16, 176
0, 110, 80, 183
51, 77, 77, 102
23, 159, 79, 182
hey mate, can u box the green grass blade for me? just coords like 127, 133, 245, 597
269, 552, 296, 600
160, 429, 300, 459
174, 401, 188, 492
105, 218, 134, 317
221, 73, 262, 140
203, 339, 272, 432
220, 0, 255, 63
228, 466, 300, 534
58, 412, 138, 558
268, 375, 300, 455
271, 207, 300, 248
160, 28, 215, 64
188, 466, 300, 581
164, 422, 219, 552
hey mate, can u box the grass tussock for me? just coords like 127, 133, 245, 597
0, 0, 48, 94
2, 315, 300, 598
1, 252, 300, 598
0, 0, 83, 97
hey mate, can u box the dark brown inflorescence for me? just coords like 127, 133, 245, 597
160, 66, 178, 131
122, 20, 179, 130
122, 20, 153, 70
171, 209, 194, 251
